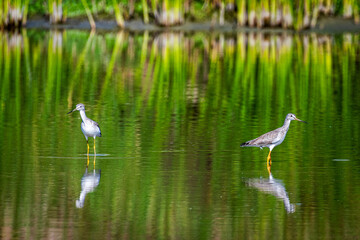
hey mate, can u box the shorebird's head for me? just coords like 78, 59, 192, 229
67, 103, 85, 114
76, 199, 84, 208
287, 113, 307, 123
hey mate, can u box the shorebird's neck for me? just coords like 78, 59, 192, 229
76, 191, 87, 208
282, 118, 292, 130
79, 110, 88, 122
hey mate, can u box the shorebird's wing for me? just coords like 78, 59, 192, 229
242, 128, 282, 146
93, 121, 102, 137
87, 119, 102, 137
92, 120, 100, 128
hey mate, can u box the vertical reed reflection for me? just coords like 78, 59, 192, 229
0, 30, 359, 239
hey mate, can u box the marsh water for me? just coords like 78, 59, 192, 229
0, 30, 360, 239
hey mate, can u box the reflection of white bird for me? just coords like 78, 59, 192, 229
247, 173, 295, 213
76, 168, 101, 208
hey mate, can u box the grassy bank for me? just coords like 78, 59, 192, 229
1, 0, 359, 30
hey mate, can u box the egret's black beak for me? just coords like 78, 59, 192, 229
67, 109, 75, 114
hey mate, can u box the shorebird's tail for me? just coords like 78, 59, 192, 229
240, 141, 251, 147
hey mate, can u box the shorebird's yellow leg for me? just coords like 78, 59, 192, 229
267, 151, 272, 174
93, 138, 96, 156
93, 138, 96, 168
267, 163, 271, 174
267, 150, 272, 166
87, 140, 90, 166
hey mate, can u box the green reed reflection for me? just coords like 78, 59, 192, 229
0, 30, 360, 239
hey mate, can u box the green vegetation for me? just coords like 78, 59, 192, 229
48, 0, 65, 24
1, 0, 359, 29
0, 30, 360, 238
0, 0, 29, 27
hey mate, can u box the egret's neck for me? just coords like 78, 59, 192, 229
79, 110, 87, 122
283, 118, 291, 129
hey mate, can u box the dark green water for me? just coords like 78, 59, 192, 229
0, 30, 360, 239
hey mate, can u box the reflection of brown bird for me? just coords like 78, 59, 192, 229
241, 113, 307, 167
247, 172, 296, 213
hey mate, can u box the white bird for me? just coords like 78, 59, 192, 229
241, 113, 307, 166
68, 103, 102, 156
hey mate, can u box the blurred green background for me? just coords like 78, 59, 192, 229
1, 0, 360, 29
0, 30, 359, 239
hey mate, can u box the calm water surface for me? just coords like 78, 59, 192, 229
0, 30, 360, 239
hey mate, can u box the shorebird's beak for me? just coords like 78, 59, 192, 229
67, 108, 76, 114
295, 117, 308, 124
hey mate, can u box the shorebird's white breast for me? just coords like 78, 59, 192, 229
81, 120, 101, 138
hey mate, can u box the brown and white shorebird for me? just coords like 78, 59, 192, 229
241, 113, 307, 166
